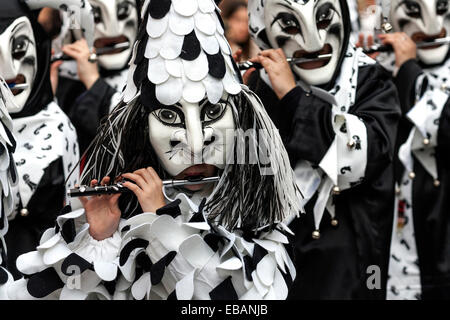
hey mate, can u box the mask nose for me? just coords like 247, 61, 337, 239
101, 5, 120, 36
422, 3, 444, 35
300, 28, 324, 53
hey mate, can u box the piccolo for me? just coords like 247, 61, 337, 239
8, 83, 29, 90
364, 37, 450, 54
238, 54, 333, 71
67, 176, 221, 198
51, 42, 131, 63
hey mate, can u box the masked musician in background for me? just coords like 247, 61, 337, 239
0, 0, 81, 279
374, 0, 450, 300
247, 0, 401, 299
54, 0, 139, 153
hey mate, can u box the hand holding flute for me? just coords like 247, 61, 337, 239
240, 48, 297, 100
60, 39, 100, 90
80, 168, 166, 241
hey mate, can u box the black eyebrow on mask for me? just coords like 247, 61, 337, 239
271, 12, 299, 27
11, 21, 27, 34
396, 0, 418, 10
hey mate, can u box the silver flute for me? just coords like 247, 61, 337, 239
67, 176, 221, 198
238, 54, 333, 71
364, 37, 450, 54
8, 83, 29, 90
51, 42, 131, 63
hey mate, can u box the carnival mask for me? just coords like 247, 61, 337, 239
0, 16, 37, 113
89, 0, 138, 70
390, 0, 450, 65
263, 0, 345, 85
148, 95, 236, 179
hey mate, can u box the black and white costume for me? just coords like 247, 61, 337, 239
248, 0, 401, 299
0, 77, 19, 298
54, 0, 139, 153
376, 0, 450, 300
0, 0, 79, 279
5, 0, 304, 300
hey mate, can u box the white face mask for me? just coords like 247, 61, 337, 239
89, 0, 138, 70
391, 0, 450, 65
264, 0, 344, 85
0, 17, 37, 113
148, 96, 236, 179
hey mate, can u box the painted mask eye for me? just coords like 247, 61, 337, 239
118, 2, 132, 20
437, 0, 449, 15
403, 1, 421, 19
202, 103, 225, 122
156, 108, 183, 125
274, 13, 301, 35
93, 6, 102, 23
316, 4, 335, 30
12, 35, 31, 60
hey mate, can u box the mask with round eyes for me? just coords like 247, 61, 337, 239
148, 96, 236, 177
390, 0, 450, 65
89, 0, 138, 70
0, 16, 37, 113
263, 0, 345, 86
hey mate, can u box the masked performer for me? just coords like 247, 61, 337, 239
5, 0, 303, 300
55, 0, 139, 153
0, 0, 80, 279
374, 0, 450, 300
247, 0, 401, 299
0, 78, 19, 299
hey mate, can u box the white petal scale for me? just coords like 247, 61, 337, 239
155, 77, 184, 105
175, 270, 195, 300
160, 30, 184, 60
215, 14, 225, 35
178, 234, 215, 269
131, 272, 151, 300
145, 36, 164, 59
93, 261, 118, 282
182, 79, 206, 103
146, 13, 169, 38
148, 55, 170, 85
172, 0, 199, 17
216, 33, 231, 55
168, 9, 195, 36
198, 0, 215, 13
222, 70, 241, 95
196, 31, 220, 55
256, 255, 276, 287
194, 12, 217, 36
165, 59, 183, 78
182, 51, 209, 81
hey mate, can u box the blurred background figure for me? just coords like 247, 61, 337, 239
53, 0, 139, 154
220, 0, 259, 61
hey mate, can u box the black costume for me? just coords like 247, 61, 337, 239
0, 1, 79, 279
248, 0, 401, 299
387, 53, 450, 299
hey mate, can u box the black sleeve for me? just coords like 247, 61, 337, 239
68, 78, 117, 152
278, 64, 401, 183
352, 64, 401, 182
394, 58, 424, 114
278, 86, 335, 165
438, 99, 450, 165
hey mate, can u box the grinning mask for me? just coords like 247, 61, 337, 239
89, 0, 138, 70
390, 0, 450, 65
249, 0, 346, 86
0, 17, 37, 113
